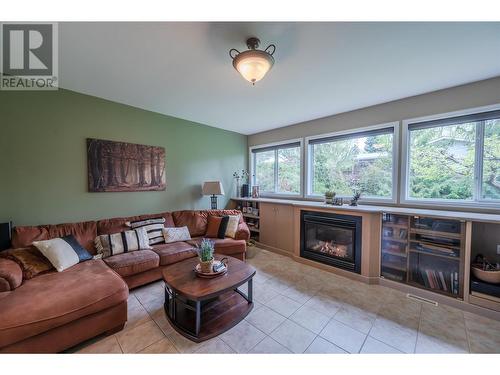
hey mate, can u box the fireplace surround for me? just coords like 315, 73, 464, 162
300, 210, 362, 273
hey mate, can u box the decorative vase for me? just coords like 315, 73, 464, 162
199, 258, 214, 273
235, 179, 241, 198
241, 183, 249, 197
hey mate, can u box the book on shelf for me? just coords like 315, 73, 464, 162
419, 269, 459, 294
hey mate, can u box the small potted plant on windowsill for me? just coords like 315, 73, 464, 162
197, 238, 215, 273
324, 190, 336, 205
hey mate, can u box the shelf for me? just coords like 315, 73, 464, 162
382, 249, 407, 258
409, 239, 460, 250
381, 262, 406, 272
383, 223, 408, 229
243, 213, 259, 219
409, 249, 460, 261
410, 228, 462, 240
382, 236, 407, 244
249, 227, 260, 233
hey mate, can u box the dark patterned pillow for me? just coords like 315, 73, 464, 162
205, 216, 229, 239
1, 246, 54, 279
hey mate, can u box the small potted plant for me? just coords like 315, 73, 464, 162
197, 238, 215, 273
350, 191, 361, 206
324, 190, 336, 205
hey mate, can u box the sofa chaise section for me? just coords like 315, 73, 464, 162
0, 259, 128, 353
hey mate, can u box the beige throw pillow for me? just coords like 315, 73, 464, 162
163, 226, 191, 244
225, 215, 240, 239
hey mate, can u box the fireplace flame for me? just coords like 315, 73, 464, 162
311, 241, 348, 258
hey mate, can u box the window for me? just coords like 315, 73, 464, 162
251, 141, 301, 195
404, 110, 500, 204
307, 126, 396, 200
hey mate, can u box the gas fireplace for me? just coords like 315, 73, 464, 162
300, 211, 362, 273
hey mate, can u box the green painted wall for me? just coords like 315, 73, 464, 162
0, 89, 247, 226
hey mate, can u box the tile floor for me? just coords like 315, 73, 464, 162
71, 248, 500, 354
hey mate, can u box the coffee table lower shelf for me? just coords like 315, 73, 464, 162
164, 288, 253, 343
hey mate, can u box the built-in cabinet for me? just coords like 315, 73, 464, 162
230, 197, 500, 320
381, 213, 466, 299
259, 202, 294, 254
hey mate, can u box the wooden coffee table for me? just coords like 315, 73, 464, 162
162, 254, 256, 342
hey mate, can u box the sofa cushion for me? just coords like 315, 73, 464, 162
97, 215, 142, 236
151, 242, 197, 266
0, 259, 128, 348
172, 210, 208, 237
103, 250, 159, 277
0, 258, 23, 292
1, 246, 54, 280
11, 221, 97, 254
187, 237, 246, 256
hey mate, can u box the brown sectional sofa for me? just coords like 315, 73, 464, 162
0, 209, 249, 353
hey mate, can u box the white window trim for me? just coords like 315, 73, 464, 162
249, 138, 304, 198
400, 103, 500, 209
304, 121, 399, 204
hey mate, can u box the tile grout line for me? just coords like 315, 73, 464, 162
462, 311, 472, 353
413, 302, 424, 354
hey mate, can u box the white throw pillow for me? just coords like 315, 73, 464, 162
33, 235, 93, 272
163, 226, 191, 243
225, 215, 240, 239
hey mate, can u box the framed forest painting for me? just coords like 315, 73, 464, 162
87, 138, 166, 192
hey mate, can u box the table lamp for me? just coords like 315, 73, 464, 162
202, 181, 225, 209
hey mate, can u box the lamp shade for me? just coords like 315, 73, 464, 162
202, 181, 225, 196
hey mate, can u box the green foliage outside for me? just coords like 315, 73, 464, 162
312, 134, 393, 197
409, 120, 499, 200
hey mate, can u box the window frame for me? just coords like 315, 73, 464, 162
304, 122, 399, 204
401, 104, 500, 209
249, 138, 304, 198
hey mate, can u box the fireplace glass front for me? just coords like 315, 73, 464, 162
300, 211, 362, 273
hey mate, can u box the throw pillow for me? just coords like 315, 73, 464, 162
32, 235, 93, 272
205, 215, 229, 239
1, 246, 54, 279
95, 227, 151, 258
225, 215, 240, 239
163, 226, 191, 244
126, 217, 166, 245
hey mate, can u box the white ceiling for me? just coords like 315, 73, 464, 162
59, 22, 500, 135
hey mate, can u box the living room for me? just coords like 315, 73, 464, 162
1, 1, 500, 373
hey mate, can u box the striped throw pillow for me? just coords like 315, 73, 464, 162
33, 235, 93, 272
95, 227, 151, 258
126, 217, 166, 245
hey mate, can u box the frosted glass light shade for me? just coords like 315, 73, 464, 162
233, 50, 274, 85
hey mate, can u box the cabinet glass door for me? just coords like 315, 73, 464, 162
408, 216, 464, 298
381, 213, 409, 282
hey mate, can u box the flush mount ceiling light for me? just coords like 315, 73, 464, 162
229, 37, 276, 85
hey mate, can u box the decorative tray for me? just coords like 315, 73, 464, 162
194, 260, 228, 278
